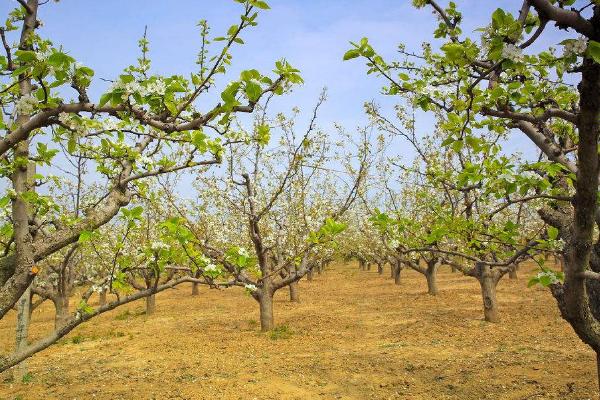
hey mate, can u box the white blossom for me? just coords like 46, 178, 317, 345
137, 155, 153, 166
238, 247, 250, 258
521, 171, 540, 181
498, 173, 515, 183
501, 44, 524, 63
15, 94, 38, 115
102, 118, 120, 131
150, 241, 169, 251
204, 263, 218, 273
146, 79, 166, 96
563, 36, 588, 57
244, 283, 257, 292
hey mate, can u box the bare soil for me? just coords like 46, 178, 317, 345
0, 262, 597, 399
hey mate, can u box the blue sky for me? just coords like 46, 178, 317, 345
18, 0, 435, 129
1, 1, 570, 182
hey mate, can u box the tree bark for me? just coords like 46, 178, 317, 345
191, 282, 200, 296
53, 295, 69, 331
289, 281, 299, 302
307, 269, 313, 281
259, 291, 274, 331
478, 263, 500, 323
13, 285, 31, 382
146, 294, 156, 316
393, 261, 402, 285
377, 263, 384, 275
425, 260, 440, 295
367, 262, 372, 271
508, 265, 518, 280
99, 289, 107, 306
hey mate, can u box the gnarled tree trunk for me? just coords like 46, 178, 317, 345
53, 295, 69, 331
99, 288, 107, 306
146, 294, 156, 316
393, 260, 402, 285
13, 285, 31, 382
508, 264, 518, 280
289, 281, 299, 302
191, 282, 200, 296
425, 259, 440, 295
475, 263, 503, 323
258, 287, 274, 332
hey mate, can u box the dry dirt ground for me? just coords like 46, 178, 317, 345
0, 262, 597, 400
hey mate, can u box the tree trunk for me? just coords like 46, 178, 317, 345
359, 259, 365, 271
146, 294, 156, 316
307, 269, 313, 281
99, 289, 107, 306
191, 282, 200, 296
367, 262, 371, 271
508, 266, 517, 279
259, 291, 274, 332
377, 263, 384, 275
289, 281, 299, 302
13, 285, 31, 382
425, 260, 440, 295
393, 262, 402, 285
451, 265, 457, 273
478, 264, 500, 323
54, 295, 70, 331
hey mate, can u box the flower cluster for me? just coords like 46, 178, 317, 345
501, 44, 524, 63
388, 239, 400, 250
15, 94, 38, 116
150, 241, 170, 251
563, 36, 588, 57
102, 118, 121, 131
58, 112, 86, 135
238, 247, 250, 258
204, 263, 219, 273
420, 85, 454, 98
244, 283, 257, 292
109, 77, 168, 101
146, 79, 167, 96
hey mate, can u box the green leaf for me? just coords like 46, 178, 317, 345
99, 93, 112, 107
343, 49, 360, 61
547, 226, 559, 241
252, 0, 270, 9
587, 40, 600, 64
78, 230, 93, 243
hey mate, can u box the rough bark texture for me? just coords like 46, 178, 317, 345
477, 263, 501, 323
425, 260, 440, 295
53, 296, 69, 331
393, 261, 402, 285
307, 269, 313, 281
259, 290, 274, 332
0, 0, 39, 321
508, 265, 518, 280
13, 285, 31, 381
146, 294, 156, 316
191, 282, 200, 296
289, 281, 299, 302
99, 289, 107, 306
